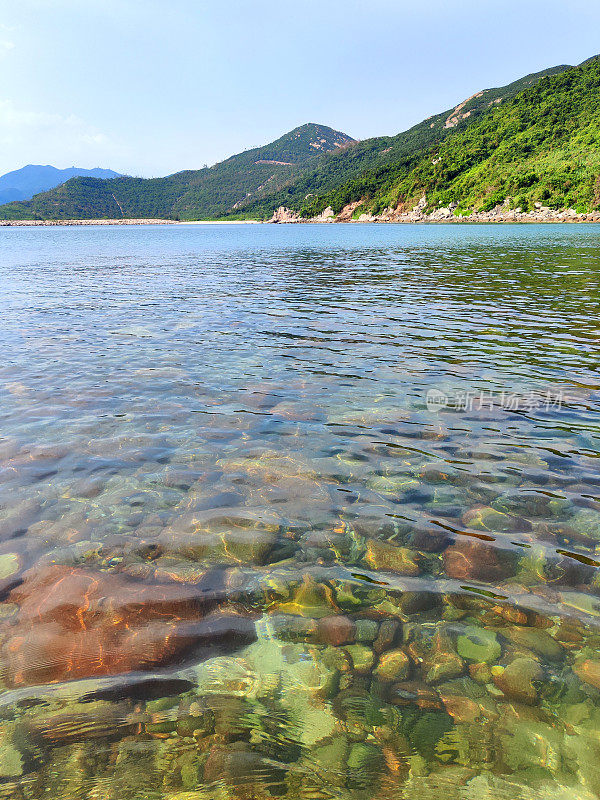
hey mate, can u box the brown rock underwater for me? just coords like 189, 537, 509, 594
0, 565, 256, 687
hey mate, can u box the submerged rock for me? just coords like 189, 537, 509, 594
204, 741, 283, 786
439, 693, 481, 724
272, 576, 339, 619
0, 727, 23, 779
468, 662, 492, 684
493, 657, 544, 705
389, 681, 443, 711
492, 490, 566, 519
408, 628, 464, 685
347, 742, 383, 789
1, 565, 256, 687
375, 649, 411, 681
456, 627, 501, 663
0, 553, 20, 582
355, 618, 379, 643
158, 508, 279, 565
443, 538, 516, 582
462, 506, 524, 533
365, 539, 421, 576
309, 735, 349, 786
503, 626, 564, 661
565, 509, 600, 544
423, 651, 464, 685
345, 644, 376, 675
373, 619, 401, 653
498, 715, 563, 775
573, 659, 600, 690
0, 552, 22, 597
27, 701, 140, 745
317, 615, 356, 646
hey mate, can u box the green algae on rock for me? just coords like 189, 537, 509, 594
456, 627, 502, 663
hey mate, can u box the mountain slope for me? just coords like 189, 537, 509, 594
237, 63, 573, 219
0, 125, 354, 221
0, 165, 120, 205
298, 56, 600, 218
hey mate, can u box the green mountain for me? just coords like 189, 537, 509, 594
239, 63, 573, 219
2, 57, 599, 221
0, 124, 355, 221
288, 55, 600, 219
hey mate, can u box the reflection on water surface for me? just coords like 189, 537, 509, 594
0, 223, 600, 799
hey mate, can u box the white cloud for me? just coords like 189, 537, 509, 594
0, 39, 15, 57
0, 103, 86, 136
0, 23, 17, 56
0, 100, 120, 171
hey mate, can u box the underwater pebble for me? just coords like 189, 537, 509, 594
344, 644, 376, 675
469, 662, 492, 684
503, 626, 565, 661
423, 650, 464, 684
355, 618, 380, 643
317, 615, 356, 646
565, 508, 600, 544
375, 649, 411, 681
373, 619, 401, 653
462, 506, 524, 533
439, 693, 481, 724
573, 659, 600, 691
456, 627, 502, 663
365, 539, 421, 576
0, 553, 20, 581
444, 538, 516, 582
493, 657, 544, 705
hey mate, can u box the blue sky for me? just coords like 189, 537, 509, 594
0, 0, 599, 177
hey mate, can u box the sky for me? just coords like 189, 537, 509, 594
0, 0, 599, 178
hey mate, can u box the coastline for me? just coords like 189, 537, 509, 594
271, 203, 600, 225
274, 216, 600, 224
1, 212, 599, 227
0, 219, 267, 227
0, 219, 177, 227
180, 220, 264, 225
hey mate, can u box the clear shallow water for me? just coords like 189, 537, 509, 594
0, 223, 600, 799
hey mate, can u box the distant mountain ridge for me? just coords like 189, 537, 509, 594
0, 125, 355, 220
1, 55, 600, 220
0, 165, 121, 205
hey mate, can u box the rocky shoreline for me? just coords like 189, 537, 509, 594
271, 201, 600, 224
1, 205, 599, 226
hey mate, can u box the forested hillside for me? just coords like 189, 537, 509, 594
0, 125, 354, 221
237, 64, 572, 219
289, 56, 600, 219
